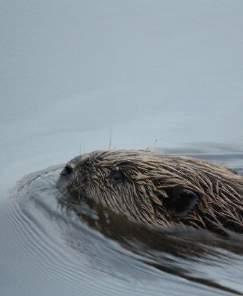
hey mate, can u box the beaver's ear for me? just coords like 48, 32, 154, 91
167, 187, 199, 217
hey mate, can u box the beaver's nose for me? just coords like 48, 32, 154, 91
61, 164, 74, 176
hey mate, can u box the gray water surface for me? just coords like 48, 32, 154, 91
1, 0, 243, 295
1, 150, 243, 296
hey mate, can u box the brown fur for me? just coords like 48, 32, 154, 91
58, 150, 243, 233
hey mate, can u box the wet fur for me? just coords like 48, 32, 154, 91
58, 150, 243, 234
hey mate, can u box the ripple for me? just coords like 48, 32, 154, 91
1, 155, 243, 296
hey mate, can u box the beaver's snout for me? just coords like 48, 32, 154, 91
61, 164, 74, 177
60, 155, 85, 178
58, 162, 77, 191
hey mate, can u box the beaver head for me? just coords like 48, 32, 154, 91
58, 150, 243, 233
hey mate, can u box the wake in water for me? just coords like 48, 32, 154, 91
3, 147, 243, 296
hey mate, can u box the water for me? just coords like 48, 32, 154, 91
1, 149, 243, 296
1, 0, 243, 295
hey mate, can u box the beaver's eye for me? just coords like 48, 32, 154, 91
61, 164, 74, 176
110, 167, 125, 183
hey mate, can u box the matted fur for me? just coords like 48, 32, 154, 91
58, 150, 243, 233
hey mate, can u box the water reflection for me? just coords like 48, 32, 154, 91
3, 147, 243, 296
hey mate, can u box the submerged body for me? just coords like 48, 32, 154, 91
58, 150, 243, 233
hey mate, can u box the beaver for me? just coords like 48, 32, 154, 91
57, 150, 243, 234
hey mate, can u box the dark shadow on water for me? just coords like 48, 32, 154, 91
58, 196, 243, 296
10, 145, 243, 296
